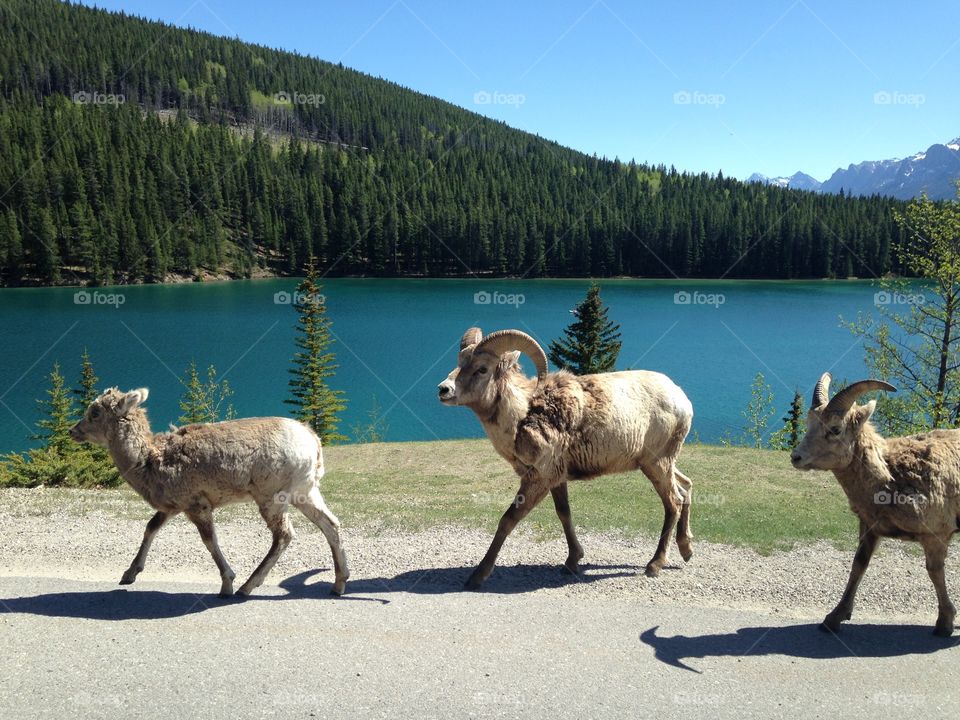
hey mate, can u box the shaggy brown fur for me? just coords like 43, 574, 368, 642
70, 388, 349, 597
792, 373, 960, 636
438, 327, 695, 589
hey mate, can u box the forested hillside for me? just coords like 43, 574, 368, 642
0, 0, 908, 285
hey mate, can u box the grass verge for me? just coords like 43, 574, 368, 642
0, 440, 857, 554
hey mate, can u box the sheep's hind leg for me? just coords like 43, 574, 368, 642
237, 502, 295, 596
920, 536, 955, 637
822, 520, 879, 633
465, 482, 550, 590
294, 487, 350, 595
551, 483, 584, 574
187, 508, 236, 597
674, 468, 694, 562
120, 510, 176, 585
642, 462, 682, 578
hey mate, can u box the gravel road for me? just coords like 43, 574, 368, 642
2, 495, 959, 718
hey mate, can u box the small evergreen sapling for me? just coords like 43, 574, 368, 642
285, 257, 347, 442
548, 284, 622, 375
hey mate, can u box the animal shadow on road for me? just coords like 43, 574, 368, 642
0, 562, 641, 620
0, 569, 354, 620
296, 561, 643, 597
640, 623, 960, 673
0, 587, 235, 621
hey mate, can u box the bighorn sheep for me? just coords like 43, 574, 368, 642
69, 388, 349, 597
791, 372, 960, 636
438, 327, 695, 589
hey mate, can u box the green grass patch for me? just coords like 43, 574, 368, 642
320, 440, 856, 553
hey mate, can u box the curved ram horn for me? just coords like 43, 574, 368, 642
474, 329, 548, 382
824, 379, 897, 416
812, 372, 831, 409
460, 327, 482, 350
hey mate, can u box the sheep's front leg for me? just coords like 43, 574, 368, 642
237, 503, 294, 596
921, 536, 956, 637
465, 482, 549, 590
187, 509, 236, 597
120, 510, 176, 585
822, 521, 880, 633
551, 483, 584, 573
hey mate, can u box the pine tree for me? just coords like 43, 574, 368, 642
771, 390, 805, 450
548, 284, 622, 374
34, 362, 76, 456
75, 348, 100, 407
285, 257, 346, 442
72, 349, 116, 474
0, 360, 120, 487
178, 361, 234, 424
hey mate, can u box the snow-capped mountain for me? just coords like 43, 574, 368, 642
819, 138, 960, 200
748, 136, 960, 200
747, 171, 822, 192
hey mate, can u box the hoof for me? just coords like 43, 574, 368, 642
562, 559, 581, 575
464, 572, 486, 591
645, 563, 661, 578
331, 580, 347, 596
934, 623, 954, 638
118, 576, 135, 586
820, 610, 849, 633
231, 586, 249, 598
679, 545, 693, 563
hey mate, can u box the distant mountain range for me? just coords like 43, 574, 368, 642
746, 171, 822, 192
749, 137, 960, 200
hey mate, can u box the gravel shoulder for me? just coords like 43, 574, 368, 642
0, 487, 954, 624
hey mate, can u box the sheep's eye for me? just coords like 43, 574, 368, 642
476, 367, 488, 375
827, 426, 842, 437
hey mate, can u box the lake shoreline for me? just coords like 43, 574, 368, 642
0, 273, 905, 291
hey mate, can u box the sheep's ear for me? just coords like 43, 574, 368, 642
496, 350, 521, 376
851, 400, 876, 429
119, 388, 149, 414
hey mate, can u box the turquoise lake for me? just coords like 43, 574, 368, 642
0, 278, 904, 453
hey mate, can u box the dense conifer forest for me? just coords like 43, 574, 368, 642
0, 0, 909, 285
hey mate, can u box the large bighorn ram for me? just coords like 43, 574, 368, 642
438, 327, 695, 589
70, 388, 349, 597
792, 372, 960, 636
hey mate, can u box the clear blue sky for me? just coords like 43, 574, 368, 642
81, 0, 958, 181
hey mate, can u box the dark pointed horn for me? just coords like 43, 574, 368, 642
460, 327, 482, 350
812, 372, 831, 409
474, 329, 548, 382
824, 379, 897, 416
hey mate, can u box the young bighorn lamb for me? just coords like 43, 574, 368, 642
70, 388, 348, 597
791, 372, 960, 636
438, 327, 695, 589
